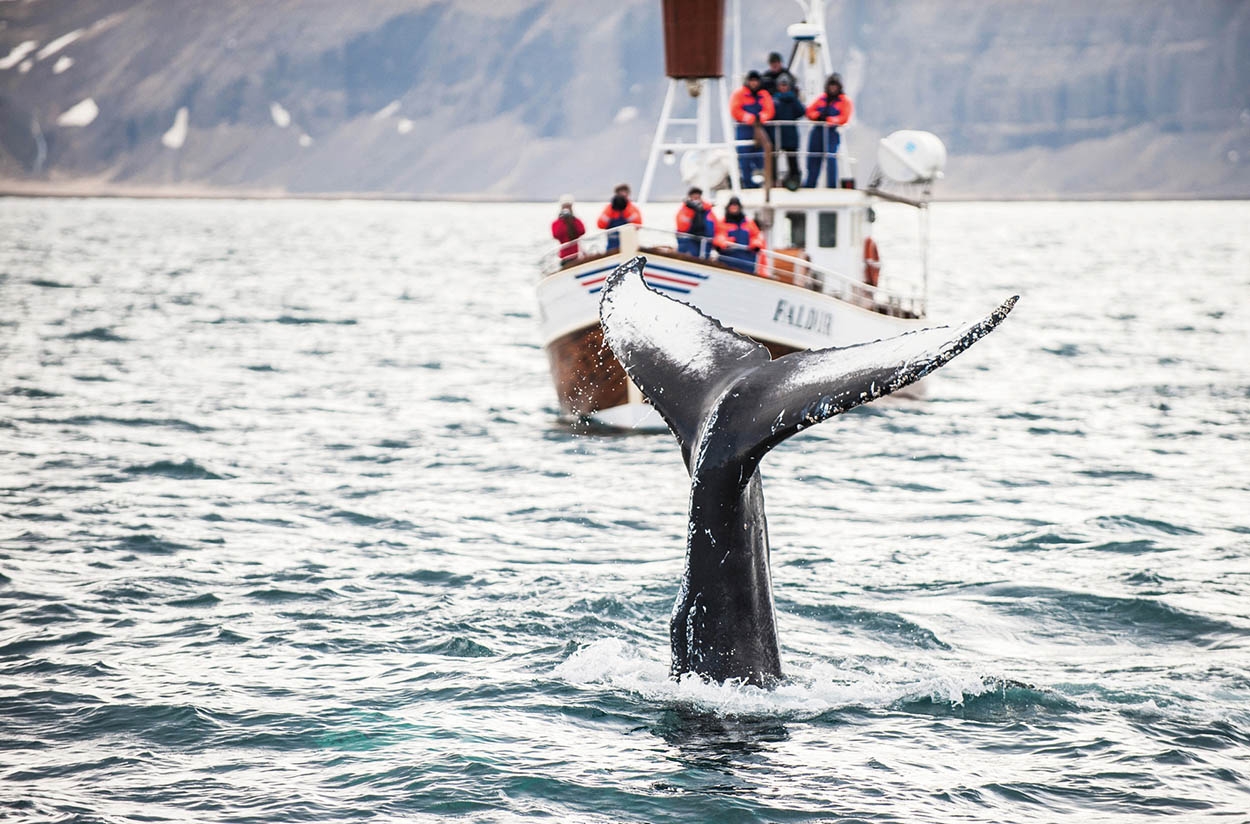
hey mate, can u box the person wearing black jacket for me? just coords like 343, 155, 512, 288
769, 73, 804, 187
759, 52, 790, 95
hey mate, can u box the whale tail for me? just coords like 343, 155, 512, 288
599, 256, 1016, 478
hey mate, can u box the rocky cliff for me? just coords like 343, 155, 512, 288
1, 0, 1247, 199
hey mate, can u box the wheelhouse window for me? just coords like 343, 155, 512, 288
818, 211, 838, 247
786, 211, 806, 249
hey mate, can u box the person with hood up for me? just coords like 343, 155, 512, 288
803, 73, 854, 188
551, 194, 585, 265
714, 196, 765, 273
729, 71, 775, 188
675, 186, 716, 258
759, 51, 791, 95
769, 72, 804, 188
597, 183, 642, 251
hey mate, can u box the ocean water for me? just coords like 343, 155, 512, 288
1, 197, 1248, 823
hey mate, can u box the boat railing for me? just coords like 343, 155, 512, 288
540, 226, 923, 318
636, 226, 921, 317
730, 119, 858, 187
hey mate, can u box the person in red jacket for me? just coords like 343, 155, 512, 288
804, 73, 854, 188
551, 194, 584, 265
675, 186, 716, 258
597, 183, 642, 251
714, 196, 765, 273
729, 71, 775, 188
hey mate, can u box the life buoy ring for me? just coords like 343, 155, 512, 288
863, 237, 881, 287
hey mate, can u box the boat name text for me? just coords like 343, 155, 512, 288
773, 299, 833, 336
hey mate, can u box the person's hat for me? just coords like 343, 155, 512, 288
687, 186, 703, 196
615, 182, 631, 193
768, 51, 783, 63
746, 70, 761, 81
827, 72, 843, 87
558, 193, 574, 207
776, 72, 792, 87
727, 196, 742, 207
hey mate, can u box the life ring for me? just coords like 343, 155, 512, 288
863, 237, 881, 287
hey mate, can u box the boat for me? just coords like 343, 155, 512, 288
535, 0, 948, 431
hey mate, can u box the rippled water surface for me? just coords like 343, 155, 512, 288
2, 198, 1248, 822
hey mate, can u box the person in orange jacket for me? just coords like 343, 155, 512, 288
729, 71, 775, 188
675, 186, 716, 258
597, 183, 642, 251
804, 73, 854, 188
714, 196, 765, 273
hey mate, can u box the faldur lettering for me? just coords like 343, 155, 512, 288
772, 299, 833, 336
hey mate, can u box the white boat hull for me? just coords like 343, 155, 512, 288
537, 247, 927, 428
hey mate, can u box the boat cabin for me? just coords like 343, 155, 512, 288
718, 187, 875, 286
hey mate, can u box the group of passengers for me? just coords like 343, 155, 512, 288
549, 52, 852, 272
731, 52, 854, 189
551, 184, 764, 274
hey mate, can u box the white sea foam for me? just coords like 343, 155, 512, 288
556, 638, 999, 718
56, 98, 98, 127
161, 107, 188, 149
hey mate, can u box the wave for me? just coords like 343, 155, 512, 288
123, 459, 225, 480
5, 387, 60, 398
62, 327, 129, 341
113, 533, 195, 554
976, 585, 1250, 647
274, 315, 357, 325
23, 415, 212, 433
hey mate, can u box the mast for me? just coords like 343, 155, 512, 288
639, 0, 735, 206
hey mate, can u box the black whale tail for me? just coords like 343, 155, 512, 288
599, 256, 1017, 478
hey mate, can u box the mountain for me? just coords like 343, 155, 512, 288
2, 0, 1247, 199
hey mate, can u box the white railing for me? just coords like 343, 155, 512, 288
540, 225, 925, 318
730, 119, 858, 188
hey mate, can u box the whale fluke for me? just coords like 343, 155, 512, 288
598, 255, 1016, 685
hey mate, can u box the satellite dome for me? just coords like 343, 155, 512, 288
877, 130, 947, 184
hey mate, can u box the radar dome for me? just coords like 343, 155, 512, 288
877, 130, 947, 184
787, 22, 820, 41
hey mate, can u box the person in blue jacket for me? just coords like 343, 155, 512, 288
675, 187, 716, 258
769, 72, 804, 188
730, 71, 775, 188
714, 197, 764, 273
803, 73, 854, 189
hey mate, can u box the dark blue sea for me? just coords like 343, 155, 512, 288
1, 197, 1248, 822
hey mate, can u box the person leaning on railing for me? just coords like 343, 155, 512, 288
714, 196, 766, 274
551, 194, 585, 266
769, 73, 804, 189
729, 71, 774, 189
597, 183, 642, 252
675, 186, 717, 259
804, 73, 853, 189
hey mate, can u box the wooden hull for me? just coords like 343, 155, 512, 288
545, 324, 629, 417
